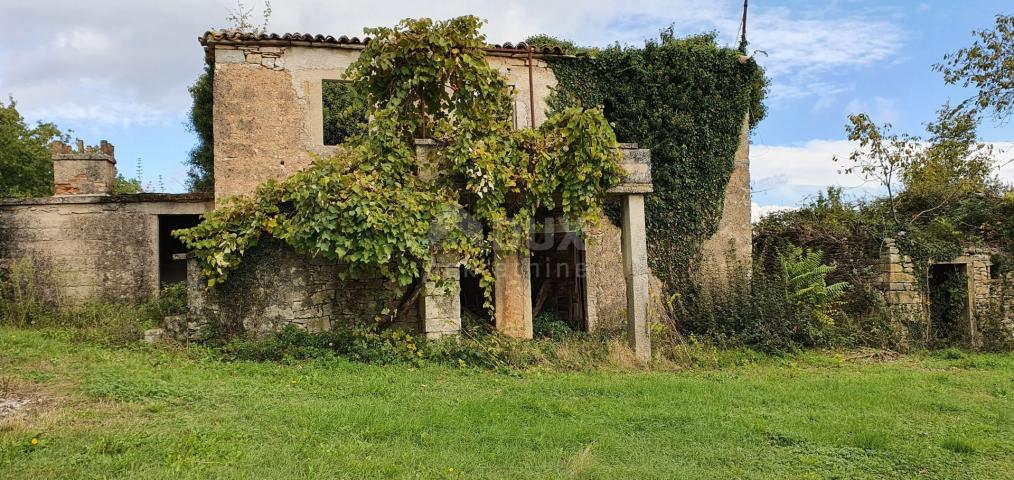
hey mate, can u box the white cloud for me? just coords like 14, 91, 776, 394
844, 96, 901, 125
752, 139, 871, 190
751, 202, 794, 222
746, 7, 905, 105
0, 0, 906, 127
751, 140, 1014, 208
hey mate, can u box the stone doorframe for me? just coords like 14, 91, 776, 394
417, 143, 654, 361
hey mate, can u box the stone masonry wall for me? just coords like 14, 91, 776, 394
51, 140, 116, 196
184, 241, 418, 337
878, 240, 1014, 344
0, 195, 212, 304
878, 239, 926, 344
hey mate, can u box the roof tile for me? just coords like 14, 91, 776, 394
200, 30, 567, 55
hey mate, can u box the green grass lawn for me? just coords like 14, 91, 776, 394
1, 327, 1012, 479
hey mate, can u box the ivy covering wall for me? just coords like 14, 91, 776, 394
530, 29, 768, 298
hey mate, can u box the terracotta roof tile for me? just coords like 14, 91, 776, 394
200, 30, 567, 55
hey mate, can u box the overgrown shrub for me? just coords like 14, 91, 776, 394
533, 311, 572, 340
206, 321, 641, 371
671, 243, 852, 352
777, 246, 849, 327
217, 324, 425, 365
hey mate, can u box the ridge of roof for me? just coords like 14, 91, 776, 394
199, 30, 568, 55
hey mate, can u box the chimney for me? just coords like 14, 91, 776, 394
51, 140, 117, 196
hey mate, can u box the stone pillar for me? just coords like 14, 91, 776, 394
622, 194, 651, 361
419, 260, 462, 338
51, 140, 117, 196
494, 251, 533, 338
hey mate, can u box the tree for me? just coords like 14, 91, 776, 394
902, 104, 997, 215
835, 113, 919, 225
185, 65, 214, 192
114, 174, 143, 194
936, 14, 1014, 121
837, 104, 998, 226
0, 97, 67, 198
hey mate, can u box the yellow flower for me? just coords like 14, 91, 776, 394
448, 467, 455, 473
30, 438, 39, 446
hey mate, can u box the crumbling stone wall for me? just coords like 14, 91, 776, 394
878, 240, 1014, 344
183, 241, 417, 337
878, 239, 926, 343
0, 194, 212, 303
983, 272, 1014, 336
51, 140, 116, 196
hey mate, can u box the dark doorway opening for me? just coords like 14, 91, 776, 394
530, 231, 587, 332
460, 266, 492, 326
928, 263, 970, 347
158, 215, 202, 286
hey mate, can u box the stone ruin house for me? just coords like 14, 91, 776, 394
879, 239, 1014, 347
0, 29, 755, 359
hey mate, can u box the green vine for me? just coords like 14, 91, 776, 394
175, 16, 623, 317
530, 28, 768, 301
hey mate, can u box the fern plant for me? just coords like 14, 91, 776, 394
777, 246, 849, 326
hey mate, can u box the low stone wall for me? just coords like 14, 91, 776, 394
183, 242, 416, 337
0, 194, 212, 304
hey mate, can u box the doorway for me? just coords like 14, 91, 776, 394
530, 231, 588, 332
158, 214, 202, 286
928, 263, 971, 347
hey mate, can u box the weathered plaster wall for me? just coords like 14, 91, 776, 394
0, 195, 212, 303
210, 44, 557, 202
698, 116, 752, 287
485, 54, 556, 128
183, 241, 417, 336
584, 213, 669, 333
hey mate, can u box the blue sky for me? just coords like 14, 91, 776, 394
1, 0, 1011, 212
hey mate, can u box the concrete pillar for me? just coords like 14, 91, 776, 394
419, 261, 461, 338
622, 194, 651, 361
494, 251, 533, 338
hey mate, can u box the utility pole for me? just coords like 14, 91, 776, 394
739, 0, 749, 52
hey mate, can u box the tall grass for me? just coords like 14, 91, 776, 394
0, 257, 48, 327
0, 256, 187, 345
